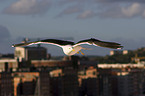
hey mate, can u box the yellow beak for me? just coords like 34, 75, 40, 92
72, 49, 75, 51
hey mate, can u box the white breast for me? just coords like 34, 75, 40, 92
67, 46, 83, 56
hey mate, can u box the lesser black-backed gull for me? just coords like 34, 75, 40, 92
12, 38, 123, 56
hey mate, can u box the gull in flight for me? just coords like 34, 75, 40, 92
12, 38, 123, 56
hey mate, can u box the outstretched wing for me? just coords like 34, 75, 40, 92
12, 39, 75, 47
74, 38, 123, 49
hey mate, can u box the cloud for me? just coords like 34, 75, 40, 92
58, 0, 145, 19
77, 10, 96, 19
122, 3, 141, 17
0, 25, 13, 54
3, 0, 51, 15
57, 5, 83, 17
0, 25, 11, 40
97, 3, 145, 18
59, 0, 145, 4
96, 0, 145, 3
3, 0, 145, 18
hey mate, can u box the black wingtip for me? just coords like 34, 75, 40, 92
11, 43, 26, 47
117, 46, 124, 49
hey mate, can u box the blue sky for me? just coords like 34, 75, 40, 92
0, 0, 145, 56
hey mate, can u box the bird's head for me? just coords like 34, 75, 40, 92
61, 45, 75, 55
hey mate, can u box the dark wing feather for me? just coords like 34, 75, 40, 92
12, 39, 75, 47
74, 38, 123, 49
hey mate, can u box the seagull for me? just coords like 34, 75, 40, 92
12, 38, 123, 56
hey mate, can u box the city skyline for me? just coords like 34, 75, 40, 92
0, 0, 145, 56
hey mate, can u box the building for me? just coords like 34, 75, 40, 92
78, 67, 99, 96
110, 50, 123, 56
110, 50, 132, 56
38, 72, 52, 96
0, 72, 14, 96
14, 46, 48, 61
50, 68, 79, 96
78, 60, 99, 96
98, 68, 116, 96
0, 59, 18, 72
98, 63, 145, 96
115, 68, 144, 96
0, 71, 52, 96
98, 63, 145, 69
13, 72, 39, 96
2, 44, 145, 96
31, 59, 73, 68
0, 72, 40, 96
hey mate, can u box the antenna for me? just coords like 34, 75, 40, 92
21, 38, 29, 43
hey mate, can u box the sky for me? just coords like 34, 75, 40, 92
0, 0, 145, 56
